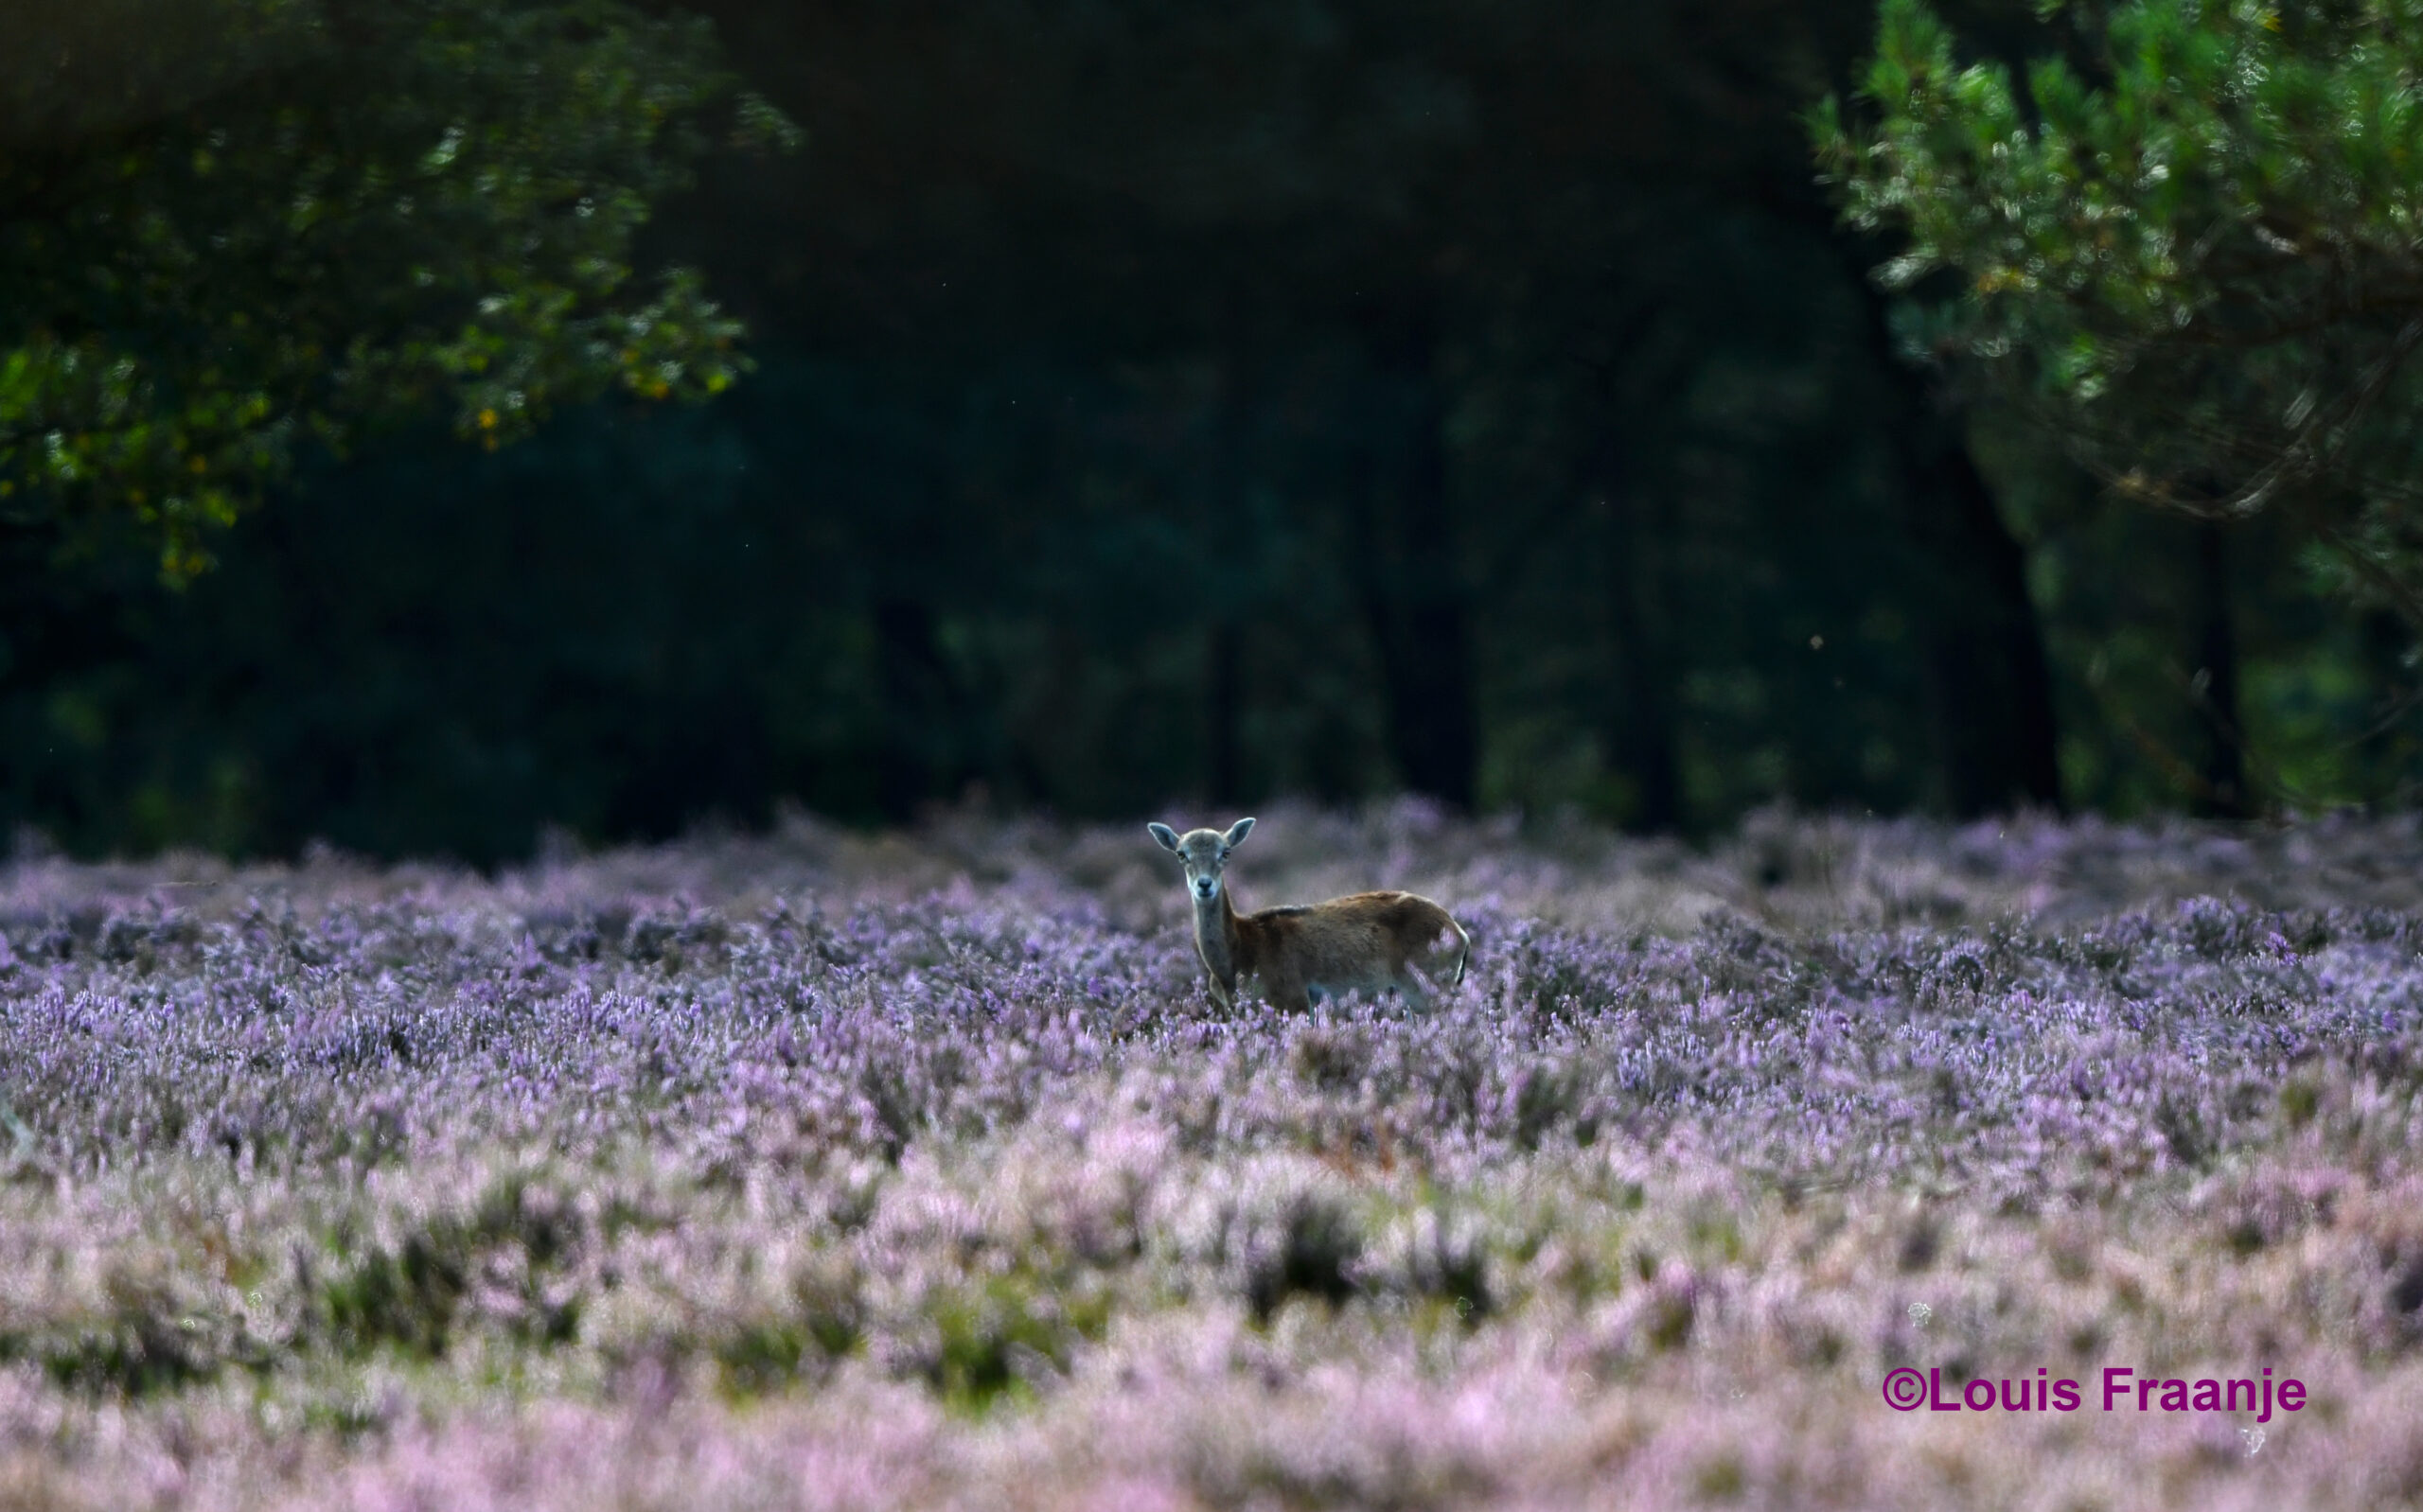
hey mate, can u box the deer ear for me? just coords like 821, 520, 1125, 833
1223, 817, 1255, 848
1147, 822, 1181, 853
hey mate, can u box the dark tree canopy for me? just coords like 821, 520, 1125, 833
3, 0, 2419, 862
0, 0, 789, 575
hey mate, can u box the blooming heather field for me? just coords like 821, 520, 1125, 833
8, 804, 2423, 1510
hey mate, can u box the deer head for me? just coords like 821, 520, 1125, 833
1147, 817, 1255, 904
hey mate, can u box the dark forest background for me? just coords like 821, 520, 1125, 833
6, 0, 2419, 866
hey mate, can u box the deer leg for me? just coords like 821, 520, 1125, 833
1266, 972, 1312, 1015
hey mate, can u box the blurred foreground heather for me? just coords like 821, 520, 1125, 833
7, 803, 2423, 1509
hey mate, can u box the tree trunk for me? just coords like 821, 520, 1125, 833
872, 596, 961, 822
1204, 619, 1242, 806
1798, 216, 2063, 817
1352, 296, 1478, 810
1895, 413, 2066, 816
1830, 262, 2059, 815
2187, 519, 2250, 818
1753, 195, 2064, 817
1582, 427, 1682, 833
1205, 298, 1252, 808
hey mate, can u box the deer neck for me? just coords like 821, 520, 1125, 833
1194, 883, 1245, 979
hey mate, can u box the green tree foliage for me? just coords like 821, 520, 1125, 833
1815, 0, 2423, 624
0, 0, 791, 576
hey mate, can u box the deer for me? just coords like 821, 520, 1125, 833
1148, 817, 1470, 1014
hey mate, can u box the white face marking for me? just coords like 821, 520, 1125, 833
1174, 830, 1229, 904
1155, 821, 1252, 908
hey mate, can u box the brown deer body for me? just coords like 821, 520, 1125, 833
1149, 818, 1469, 1013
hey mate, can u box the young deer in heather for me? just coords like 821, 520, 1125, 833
1148, 817, 1469, 1014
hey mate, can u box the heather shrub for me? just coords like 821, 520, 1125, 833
17, 1269, 239, 1398
4, 807, 2423, 1506
704, 1253, 866, 1398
